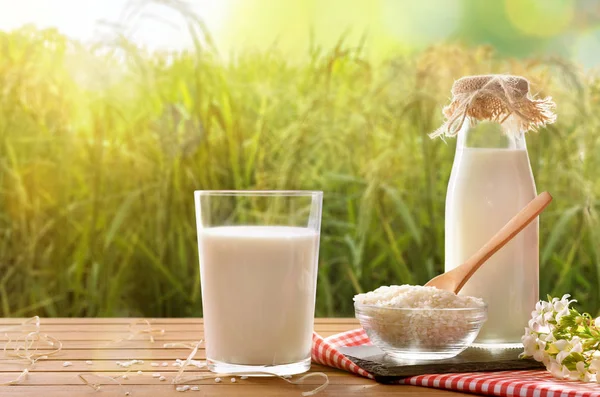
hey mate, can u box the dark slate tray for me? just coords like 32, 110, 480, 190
337, 345, 544, 383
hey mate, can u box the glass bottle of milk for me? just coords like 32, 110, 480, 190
445, 117, 538, 346
435, 74, 555, 347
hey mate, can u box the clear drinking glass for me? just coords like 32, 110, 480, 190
194, 190, 323, 376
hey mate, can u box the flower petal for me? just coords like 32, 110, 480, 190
548, 361, 563, 378
556, 350, 570, 365
553, 339, 569, 351
589, 359, 600, 372
534, 350, 547, 362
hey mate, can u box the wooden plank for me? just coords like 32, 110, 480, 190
1, 340, 199, 349
0, 324, 358, 332
0, 318, 204, 325
2, 348, 198, 360
0, 384, 464, 396
0, 330, 346, 341
0, 318, 360, 325
0, 333, 202, 341
0, 360, 348, 378
0, 361, 345, 374
0, 371, 369, 385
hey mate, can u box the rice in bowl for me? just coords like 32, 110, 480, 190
354, 285, 487, 359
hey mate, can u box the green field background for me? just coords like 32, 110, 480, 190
0, 25, 598, 318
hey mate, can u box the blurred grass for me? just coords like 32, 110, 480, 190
0, 25, 599, 318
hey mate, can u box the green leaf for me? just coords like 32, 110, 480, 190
542, 206, 581, 266
381, 184, 422, 246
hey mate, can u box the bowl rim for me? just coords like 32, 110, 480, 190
354, 301, 488, 312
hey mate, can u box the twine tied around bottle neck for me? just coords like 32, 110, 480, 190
429, 75, 557, 138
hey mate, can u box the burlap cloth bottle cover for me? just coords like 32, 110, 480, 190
430, 74, 557, 138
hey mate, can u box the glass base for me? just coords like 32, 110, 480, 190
208, 357, 311, 376
471, 342, 523, 349
386, 350, 462, 360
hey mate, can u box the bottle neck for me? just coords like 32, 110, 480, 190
456, 116, 527, 150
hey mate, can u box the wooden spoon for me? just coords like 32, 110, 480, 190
425, 191, 553, 294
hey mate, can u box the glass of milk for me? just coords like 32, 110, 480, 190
445, 117, 538, 347
194, 190, 323, 376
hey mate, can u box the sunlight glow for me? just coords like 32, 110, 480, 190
0, 0, 231, 50
505, 0, 573, 37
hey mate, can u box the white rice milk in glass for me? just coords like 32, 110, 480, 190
195, 190, 322, 375
445, 118, 538, 346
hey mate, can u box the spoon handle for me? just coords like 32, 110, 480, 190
453, 191, 553, 294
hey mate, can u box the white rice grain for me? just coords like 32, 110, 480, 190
353, 285, 484, 309
354, 285, 485, 349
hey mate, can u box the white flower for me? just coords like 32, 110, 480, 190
523, 297, 597, 384
571, 337, 584, 353
552, 294, 574, 312
555, 306, 570, 322
552, 295, 576, 322
522, 333, 548, 362
541, 354, 551, 366
589, 359, 600, 373
548, 360, 570, 379
540, 332, 556, 343
522, 334, 538, 357
553, 339, 569, 349
532, 301, 554, 327
528, 318, 551, 334
537, 300, 553, 313
533, 339, 547, 362
554, 339, 570, 365
554, 337, 583, 365
527, 318, 537, 330
574, 361, 592, 382
556, 352, 569, 365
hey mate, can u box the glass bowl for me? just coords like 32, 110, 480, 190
354, 302, 488, 360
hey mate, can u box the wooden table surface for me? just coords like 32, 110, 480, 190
0, 318, 470, 396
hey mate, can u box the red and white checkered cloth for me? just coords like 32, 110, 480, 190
311, 328, 600, 397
